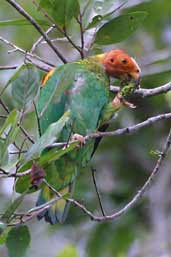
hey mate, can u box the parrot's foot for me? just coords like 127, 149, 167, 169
112, 92, 136, 109
72, 133, 86, 147
112, 93, 123, 108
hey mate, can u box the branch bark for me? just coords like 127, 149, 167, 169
110, 81, 171, 98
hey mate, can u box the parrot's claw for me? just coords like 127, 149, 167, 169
112, 93, 123, 108
123, 100, 136, 109
112, 92, 136, 109
72, 133, 86, 147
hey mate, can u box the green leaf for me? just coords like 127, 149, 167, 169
0, 110, 19, 167
86, 0, 124, 29
95, 12, 147, 45
1, 191, 28, 223
57, 244, 79, 257
38, 141, 77, 166
23, 110, 71, 162
0, 19, 49, 27
6, 225, 31, 257
86, 14, 103, 29
15, 174, 32, 195
39, 0, 80, 27
0, 110, 18, 137
0, 140, 9, 167
11, 64, 40, 110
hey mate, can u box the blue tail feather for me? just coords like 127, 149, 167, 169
36, 183, 73, 224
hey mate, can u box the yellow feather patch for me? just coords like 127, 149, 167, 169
40, 68, 55, 88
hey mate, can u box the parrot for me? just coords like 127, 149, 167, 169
35, 49, 141, 224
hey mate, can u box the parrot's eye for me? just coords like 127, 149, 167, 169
136, 69, 140, 73
121, 58, 127, 64
110, 58, 114, 63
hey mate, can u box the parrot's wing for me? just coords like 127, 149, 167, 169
37, 64, 76, 135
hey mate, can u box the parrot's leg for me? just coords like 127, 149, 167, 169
72, 133, 86, 146
112, 92, 136, 109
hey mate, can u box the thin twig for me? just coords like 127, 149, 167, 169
63, 27, 83, 58
19, 126, 34, 144
0, 65, 18, 70
76, 9, 85, 58
33, 100, 41, 137
6, 0, 67, 63
91, 167, 106, 216
86, 112, 171, 140
0, 168, 31, 179
13, 141, 21, 151
15, 138, 27, 172
9, 150, 27, 155
0, 98, 9, 113
31, 25, 55, 53
0, 115, 7, 119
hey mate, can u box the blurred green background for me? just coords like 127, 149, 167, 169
0, 0, 171, 256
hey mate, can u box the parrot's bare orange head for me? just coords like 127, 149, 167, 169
102, 49, 141, 84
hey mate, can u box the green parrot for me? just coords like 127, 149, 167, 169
36, 49, 141, 224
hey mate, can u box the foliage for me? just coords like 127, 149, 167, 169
6, 226, 31, 257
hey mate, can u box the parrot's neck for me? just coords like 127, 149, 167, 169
75, 53, 107, 76
88, 53, 106, 64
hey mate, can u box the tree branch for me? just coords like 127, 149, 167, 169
2, 112, 171, 177
31, 25, 55, 53
23, 129, 171, 223
86, 112, 171, 140
110, 81, 171, 98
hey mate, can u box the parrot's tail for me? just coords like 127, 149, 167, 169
36, 183, 73, 224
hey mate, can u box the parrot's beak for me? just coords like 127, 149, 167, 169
129, 71, 141, 88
